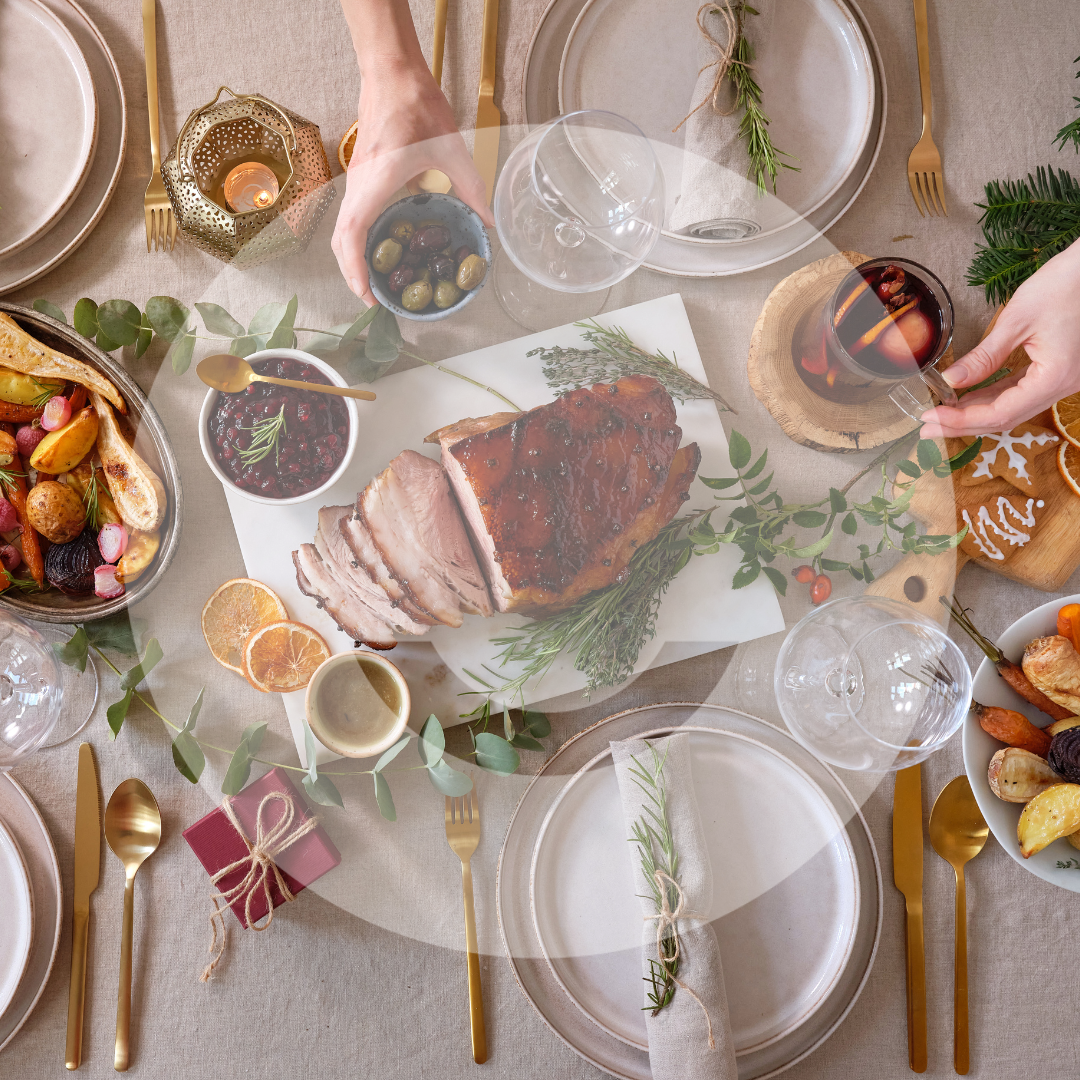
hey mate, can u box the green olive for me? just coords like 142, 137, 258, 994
456, 254, 488, 291
371, 238, 403, 274
416, 218, 442, 230
413, 266, 434, 286
401, 280, 433, 312
434, 279, 463, 309
388, 219, 415, 244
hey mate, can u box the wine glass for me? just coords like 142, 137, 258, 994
39, 624, 99, 747
493, 110, 665, 331
0, 610, 64, 769
774, 596, 971, 771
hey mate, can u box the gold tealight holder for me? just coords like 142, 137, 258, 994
162, 86, 335, 270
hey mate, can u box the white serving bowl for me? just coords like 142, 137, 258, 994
198, 348, 360, 507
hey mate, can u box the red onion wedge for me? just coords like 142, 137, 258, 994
97, 523, 129, 564
94, 563, 124, 599
0, 545, 21, 572
41, 396, 72, 431
15, 424, 45, 458
0, 498, 18, 533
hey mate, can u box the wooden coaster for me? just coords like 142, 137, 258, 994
747, 251, 951, 454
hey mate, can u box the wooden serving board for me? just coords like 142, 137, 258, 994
867, 325, 1080, 620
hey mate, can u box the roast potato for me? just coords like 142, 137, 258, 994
1048, 716, 1080, 736
1018, 783, 1080, 857
1023, 636, 1080, 714
116, 530, 160, 583
988, 747, 1062, 803
0, 368, 64, 407
60, 464, 121, 527
25, 481, 85, 543
30, 407, 98, 475
1068, 831, 1080, 852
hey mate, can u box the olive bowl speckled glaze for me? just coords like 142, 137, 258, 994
365, 193, 492, 321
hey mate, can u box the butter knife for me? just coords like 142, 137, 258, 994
66, 743, 101, 1070
473, 0, 502, 202
893, 763, 927, 1073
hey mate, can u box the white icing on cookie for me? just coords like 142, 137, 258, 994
961, 496, 1041, 561
970, 429, 1060, 482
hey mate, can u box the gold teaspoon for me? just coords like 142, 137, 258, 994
928, 775, 989, 1075
196, 354, 377, 401
104, 779, 162, 1072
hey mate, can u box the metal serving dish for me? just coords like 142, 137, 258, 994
0, 301, 183, 623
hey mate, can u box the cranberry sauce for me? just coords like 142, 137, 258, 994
208, 357, 349, 499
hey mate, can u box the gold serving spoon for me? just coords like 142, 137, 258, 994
197, 354, 377, 401
104, 779, 162, 1072
929, 775, 989, 1075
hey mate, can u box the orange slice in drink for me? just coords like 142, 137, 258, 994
1052, 392, 1080, 449
202, 578, 288, 675
242, 620, 331, 694
1058, 441, 1080, 498
338, 121, 358, 172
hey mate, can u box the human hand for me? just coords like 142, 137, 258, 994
331, 67, 495, 306
921, 239, 1080, 438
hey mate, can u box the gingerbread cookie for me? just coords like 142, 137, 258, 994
959, 494, 1045, 563
959, 422, 1060, 496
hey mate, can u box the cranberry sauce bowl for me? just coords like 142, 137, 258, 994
198, 349, 359, 506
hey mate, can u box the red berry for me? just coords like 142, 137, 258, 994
810, 574, 832, 605
792, 564, 815, 583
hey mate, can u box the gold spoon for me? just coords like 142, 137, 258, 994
928, 775, 989, 1075
196, 354, 376, 401
104, 779, 162, 1072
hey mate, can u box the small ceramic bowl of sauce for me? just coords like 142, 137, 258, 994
305, 651, 411, 759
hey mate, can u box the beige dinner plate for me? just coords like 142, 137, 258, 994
0, 0, 98, 262
0, 817, 34, 1022
0, 773, 62, 1051
0, 0, 126, 295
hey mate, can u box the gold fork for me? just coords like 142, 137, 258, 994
141, 0, 176, 251
906, 0, 947, 216
445, 790, 488, 1064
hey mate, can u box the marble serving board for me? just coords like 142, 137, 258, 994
220, 294, 784, 763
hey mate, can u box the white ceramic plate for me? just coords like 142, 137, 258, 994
0, 818, 33, 1021
500, 703, 882, 1080
524, 0, 886, 277
963, 593, 1080, 891
0, 0, 126, 295
0, 0, 98, 261
0, 772, 62, 1051
531, 726, 860, 1054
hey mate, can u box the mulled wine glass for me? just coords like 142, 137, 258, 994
0, 610, 64, 769
493, 110, 665, 330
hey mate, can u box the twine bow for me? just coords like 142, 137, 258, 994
200, 790, 318, 982
672, 1, 748, 134
645, 870, 716, 1049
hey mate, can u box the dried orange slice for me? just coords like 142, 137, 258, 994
1052, 393, 1080, 449
1058, 441, 1080, 498
202, 578, 288, 675
242, 620, 330, 694
338, 121, 358, 172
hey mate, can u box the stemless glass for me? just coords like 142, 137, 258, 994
493, 110, 665, 330
774, 596, 971, 771
0, 610, 64, 769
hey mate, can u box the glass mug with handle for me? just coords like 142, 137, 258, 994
798, 257, 957, 420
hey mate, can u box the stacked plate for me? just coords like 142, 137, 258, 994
0, 0, 127, 295
0, 773, 62, 1050
522, 0, 885, 276
498, 703, 882, 1079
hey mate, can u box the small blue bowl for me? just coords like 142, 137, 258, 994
365, 193, 492, 321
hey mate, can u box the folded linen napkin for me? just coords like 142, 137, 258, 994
667, 2, 766, 239
611, 733, 738, 1080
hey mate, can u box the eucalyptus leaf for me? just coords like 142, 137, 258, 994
303, 772, 344, 808
229, 335, 259, 358
242, 720, 268, 755
95, 329, 120, 353
32, 299, 67, 324
364, 306, 403, 364
53, 626, 88, 672
373, 733, 410, 772
304, 322, 353, 357
374, 772, 396, 821
119, 638, 163, 691
347, 349, 396, 385
196, 303, 246, 338
473, 732, 520, 776
107, 688, 134, 739
221, 745, 254, 797
341, 305, 381, 343
85, 613, 145, 655
96, 300, 143, 347
425, 757, 473, 796
418, 714, 445, 767
171, 730, 205, 783
303, 718, 319, 781
523, 709, 550, 738
169, 331, 196, 375
266, 295, 299, 349
145, 296, 191, 343
134, 313, 153, 359
73, 298, 100, 339
508, 731, 545, 752
247, 302, 287, 340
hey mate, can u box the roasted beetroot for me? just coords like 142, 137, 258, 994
1049, 727, 1080, 784
44, 529, 104, 595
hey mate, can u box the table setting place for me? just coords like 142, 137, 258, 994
1, 0, 1080, 1075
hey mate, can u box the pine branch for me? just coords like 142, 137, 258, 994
1053, 55, 1080, 153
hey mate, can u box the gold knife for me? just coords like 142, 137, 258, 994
406, 0, 454, 196
893, 763, 927, 1073
66, 743, 101, 1070
473, 0, 502, 203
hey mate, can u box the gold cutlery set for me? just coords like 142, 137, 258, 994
65, 745, 161, 1072
894, 766, 988, 1075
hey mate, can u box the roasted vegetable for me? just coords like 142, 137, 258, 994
61, 464, 121, 527
0, 430, 16, 469
971, 700, 1052, 756
1018, 783, 1080, 857
0, 368, 64, 407
44, 529, 103, 595
26, 481, 85, 543
1023, 635, 1080, 714
1049, 716, 1080, 736
944, 598, 1073, 720
91, 393, 165, 532
116, 530, 160, 583
1058, 604, 1080, 653
1049, 726, 1080, 784
29, 406, 98, 475
5, 455, 42, 586
988, 747, 1062, 802
0, 313, 125, 412
0, 402, 44, 424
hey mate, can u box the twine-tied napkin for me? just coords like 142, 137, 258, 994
611, 733, 737, 1080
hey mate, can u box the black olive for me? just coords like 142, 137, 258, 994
409, 224, 451, 254
388, 265, 414, 293
427, 253, 456, 281
454, 245, 473, 266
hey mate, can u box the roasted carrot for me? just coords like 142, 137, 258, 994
67, 385, 87, 412
971, 701, 1053, 756
1058, 604, 1080, 654
6, 454, 42, 586
0, 401, 43, 424
943, 597, 1074, 721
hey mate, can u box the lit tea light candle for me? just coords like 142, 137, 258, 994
222, 162, 279, 213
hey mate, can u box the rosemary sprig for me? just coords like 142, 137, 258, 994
628, 743, 681, 1015
28, 377, 58, 412
3, 569, 41, 593
0, 466, 26, 495
82, 464, 102, 527
529, 321, 735, 412
238, 405, 287, 467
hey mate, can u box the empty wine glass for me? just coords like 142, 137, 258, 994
0, 610, 64, 769
774, 596, 970, 771
493, 110, 665, 330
